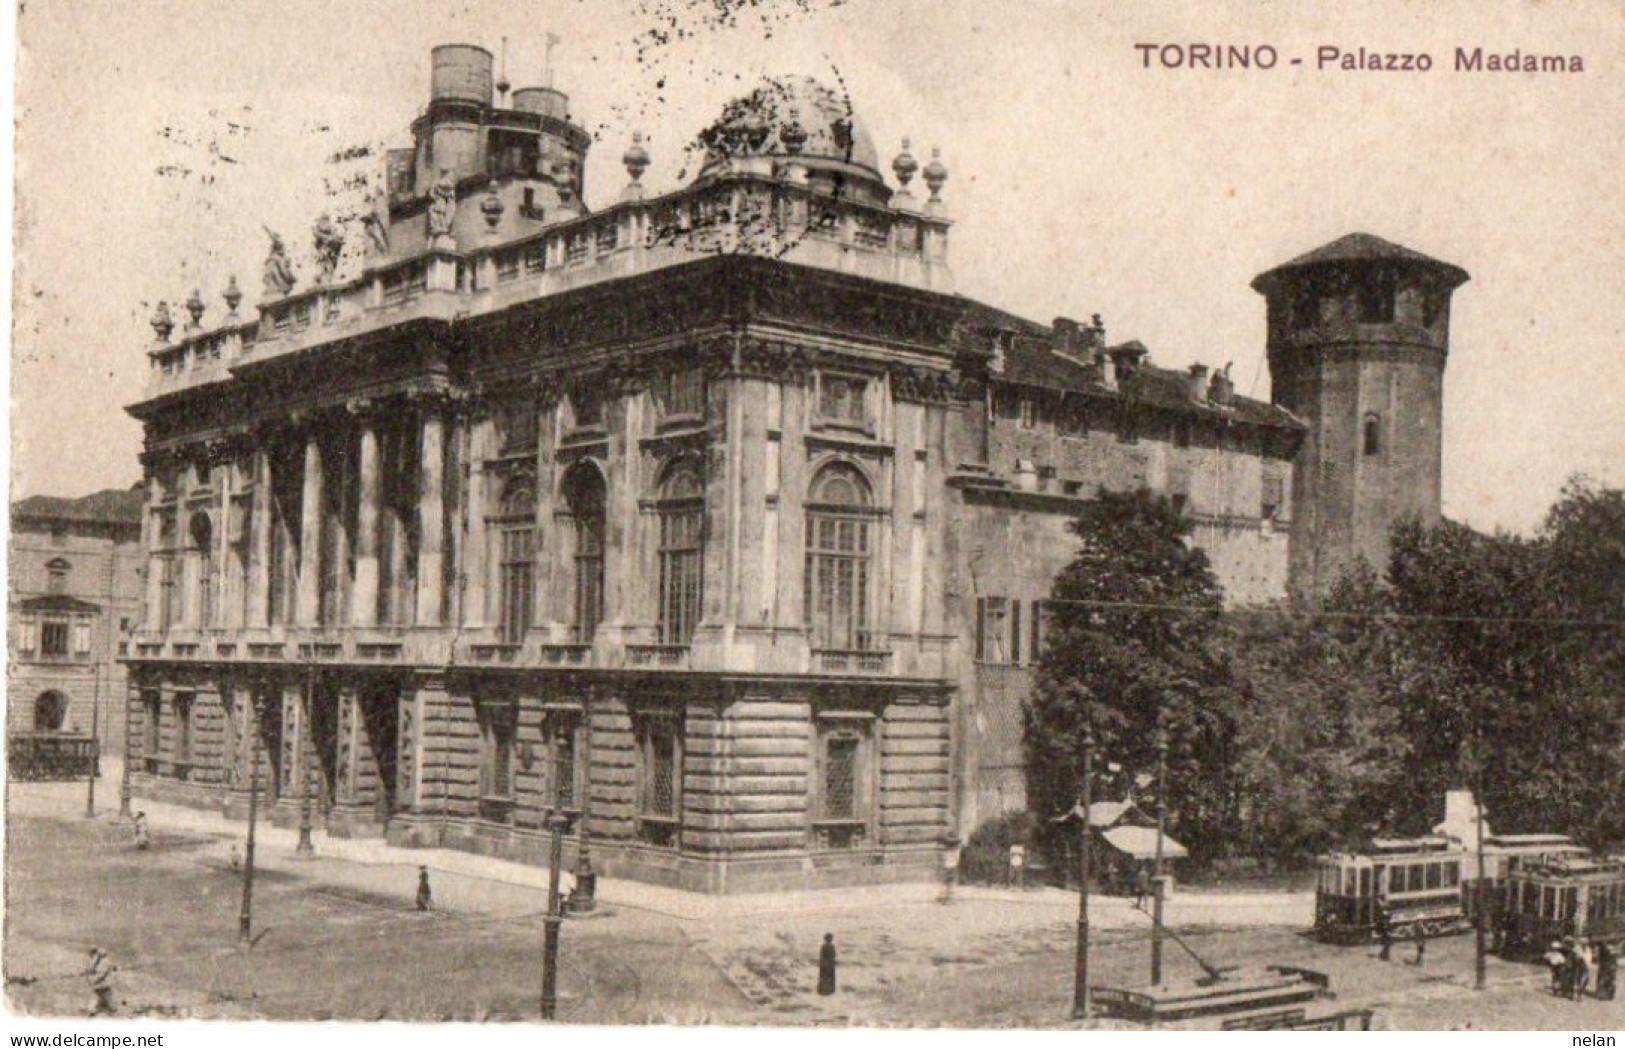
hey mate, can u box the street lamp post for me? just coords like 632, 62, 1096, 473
1072, 728, 1095, 1021
1151, 725, 1168, 988
296, 662, 315, 857
119, 685, 133, 818
84, 665, 101, 818
1474, 704, 1489, 991
540, 738, 568, 1020
238, 729, 261, 947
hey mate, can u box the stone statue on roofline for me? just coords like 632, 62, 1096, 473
262, 227, 297, 297
312, 213, 345, 285
427, 168, 456, 241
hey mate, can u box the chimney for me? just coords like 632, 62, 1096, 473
1053, 317, 1082, 361
1014, 459, 1039, 492
1096, 349, 1118, 391
1107, 341, 1146, 381
1209, 365, 1234, 406
1187, 364, 1210, 403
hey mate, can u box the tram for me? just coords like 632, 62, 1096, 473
1504, 855, 1625, 955
1313, 832, 1587, 944
1314, 837, 1467, 943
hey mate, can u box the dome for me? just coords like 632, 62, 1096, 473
695, 76, 884, 187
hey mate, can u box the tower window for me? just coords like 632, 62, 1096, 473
1357, 271, 1397, 323
1363, 414, 1382, 457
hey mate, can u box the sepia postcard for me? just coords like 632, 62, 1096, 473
5, 0, 1622, 1042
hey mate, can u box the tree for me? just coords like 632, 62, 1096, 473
1378, 478, 1625, 848
1024, 489, 1237, 865
1220, 568, 1411, 866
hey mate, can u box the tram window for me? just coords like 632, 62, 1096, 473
1345, 870, 1358, 896
1422, 864, 1436, 890
1543, 886, 1557, 917
1445, 863, 1459, 887
1359, 869, 1371, 897
1563, 888, 1577, 919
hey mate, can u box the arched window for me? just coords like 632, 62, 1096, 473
495, 478, 536, 644
190, 512, 215, 627
564, 466, 607, 643
804, 463, 875, 651
656, 461, 704, 645
1363, 413, 1382, 457
34, 691, 67, 732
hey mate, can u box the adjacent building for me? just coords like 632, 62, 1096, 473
9, 488, 144, 743
119, 43, 1458, 889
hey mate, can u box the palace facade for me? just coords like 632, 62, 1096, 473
122, 44, 1458, 890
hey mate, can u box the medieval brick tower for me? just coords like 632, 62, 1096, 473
1253, 233, 1470, 599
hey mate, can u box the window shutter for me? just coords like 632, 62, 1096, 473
1010, 601, 1022, 666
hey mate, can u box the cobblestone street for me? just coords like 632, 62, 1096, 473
6, 777, 1620, 1028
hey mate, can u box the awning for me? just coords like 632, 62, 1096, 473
1101, 824, 1188, 860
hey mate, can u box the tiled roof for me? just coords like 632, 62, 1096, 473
1252, 232, 1469, 292
958, 298, 1302, 432
13, 487, 144, 526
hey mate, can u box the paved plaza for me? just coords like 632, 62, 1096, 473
5, 770, 1620, 1028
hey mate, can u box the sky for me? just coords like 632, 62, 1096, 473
10, 0, 1623, 537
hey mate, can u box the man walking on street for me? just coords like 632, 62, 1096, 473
1375, 898, 1393, 961
84, 947, 117, 1017
1410, 923, 1426, 967
416, 866, 433, 911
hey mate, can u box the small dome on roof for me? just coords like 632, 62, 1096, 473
695, 76, 884, 190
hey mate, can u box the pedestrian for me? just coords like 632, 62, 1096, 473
817, 933, 837, 996
1571, 939, 1592, 1001
1558, 940, 1577, 999
1374, 898, 1393, 962
416, 865, 433, 911
1134, 866, 1152, 910
1544, 942, 1567, 996
132, 812, 150, 851
229, 843, 241, 873
84, 947, 117, 1017
1410, 923, 1426, 967
1595, 942, 1617, 1001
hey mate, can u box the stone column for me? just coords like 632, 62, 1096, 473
415, 403, 446, 626
247, 448, 272, 628
296, 431, 324, 627
353, 409, 382, 627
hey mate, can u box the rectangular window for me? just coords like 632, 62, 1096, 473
816, 374, 868, 429
570, 390, 604, 431
975, 597, 1010, 663
658, 369, 706, 420
1017, 396, 1037, 430
804, 513, 873, 651
814, 717, 872, 849
825, 734, 859, 820
1010, 600, 1023, 666
658, 507, 704, 645
1030, 600, 1046, 664
480, 703, 516, 803
549, 713, 579, 810
143, 691, 161, 762
498, 524, 535, 645
41, 620, 70, 657
637, 713, 681, 847
72, 620, 92, 655
173, 693, 194, 767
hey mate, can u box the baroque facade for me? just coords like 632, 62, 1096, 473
8, 488, 144, 742
122, 44, 1448, 888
